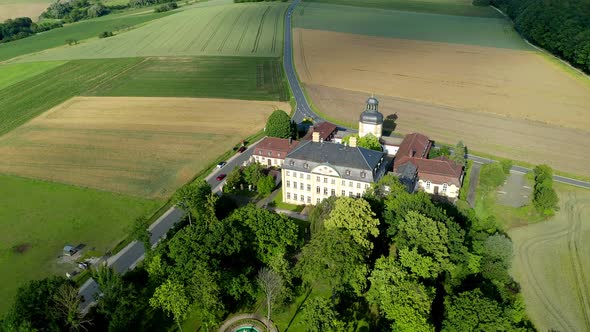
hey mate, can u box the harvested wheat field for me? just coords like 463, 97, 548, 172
0, 3, 48, 21
0, 97, 288, 198
295, 29, 590, 175
509, 184, 590, 332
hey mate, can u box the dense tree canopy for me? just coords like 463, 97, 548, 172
342, 134, 382, 151
265, 110, 292, 139
323, 197, 380, 251
532, 164, 558, 216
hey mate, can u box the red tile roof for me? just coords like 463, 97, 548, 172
255, 137, 299, 160
393, 133, 432, 171
313, 122, 338, 141
411, 156, 463, 186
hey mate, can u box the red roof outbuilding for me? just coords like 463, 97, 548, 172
255, 137, 299, 160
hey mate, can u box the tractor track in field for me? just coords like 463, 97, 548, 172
297, 29, 312, 81
201, 9, 234, 52
235, 8, 255, 53
517, 193, 590, 332
184, 7, 225, 52
251, 6, 271, 54
270, 5, 280, 54
218, 7, 247, 52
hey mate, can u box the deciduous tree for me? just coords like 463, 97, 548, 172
300, 297, 345, 332
150, 279, 189, 332
323, 197, 379, 251
130, 216, 151, 251
257, 267, 284, 321
265, 110, 292, 138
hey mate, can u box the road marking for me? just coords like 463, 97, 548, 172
497, 191, 507, 194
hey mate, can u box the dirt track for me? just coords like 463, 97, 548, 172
0, 96, 288, 198
509, 187, 590, 332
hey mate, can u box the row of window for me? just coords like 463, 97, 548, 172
285, 191, 362, 203
258, 150, 282, 158
424, 181, 448, 192
286, 168, 368, 178
285, 180, 369, 190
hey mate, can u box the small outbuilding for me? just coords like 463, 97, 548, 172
63, 245, 76, 256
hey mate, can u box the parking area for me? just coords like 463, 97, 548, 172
497, 170, 532, 208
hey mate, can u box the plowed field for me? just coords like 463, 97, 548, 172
0, 96, 288, 198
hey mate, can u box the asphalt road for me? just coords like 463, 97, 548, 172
281, 0, 590, 189
206, 146, 255, 192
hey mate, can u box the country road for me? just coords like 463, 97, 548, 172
281, 0, 590, 190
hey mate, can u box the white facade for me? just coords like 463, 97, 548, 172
281, 166, 372, 205
251, 155, 285, 167
358, 122, 382, 139
418, 179, 460, 199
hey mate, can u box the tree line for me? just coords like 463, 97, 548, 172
491, 0, 590, 74
1, 174, 535, 331
0, 18, 62, 43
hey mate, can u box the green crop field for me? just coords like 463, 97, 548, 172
0, 58, 144, 136
304, 0, 501, 17
0, 174, 161, 314
0, 61, 65, 90
0, 11, 172, 62
294, 2, 529, 50
16, 2, 288, 62
90, 56, 288, 101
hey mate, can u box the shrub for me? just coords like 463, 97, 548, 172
500, 159, 512, 175
155, 2, 177, 12
532, 164, 558, 216
98, 31, 113, 38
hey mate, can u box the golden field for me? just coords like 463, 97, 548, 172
0, 2, 48, 21
0, 96, 288, 198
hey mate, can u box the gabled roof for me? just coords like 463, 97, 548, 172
255, 137, 299, 159
404, 156, 463, 186
284, 140, 386, 182
313, 121, 338, 141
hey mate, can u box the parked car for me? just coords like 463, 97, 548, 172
237, 146, 247, 153
78, 262, 88, 270
217, 162, 227, 169
216, 174, 226, 181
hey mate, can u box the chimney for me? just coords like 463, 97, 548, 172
349, 136, 357, 148
289, 137, 292, 145
312, 132, 320, 143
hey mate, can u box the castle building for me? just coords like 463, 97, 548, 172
281, 132, 387, 205
358, 95, 384, 139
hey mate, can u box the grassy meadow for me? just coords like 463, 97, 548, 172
16, 2, 287, 62
0, 58, 144, 136
90, 56, 288, 101
304, 0, 501, 17
0, 61, 65, 90
0, 174, 161, 314
509, 184, 590, 332
0, 11, 172, 62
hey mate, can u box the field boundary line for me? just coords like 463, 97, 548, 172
491, 5, 590, 82
252, 6, 271, 53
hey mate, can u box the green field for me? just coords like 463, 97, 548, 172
0, 61, 65, 90
90, 56, 288, 101
0, 58, 144, 136
16, 2, 287, 62
294, 2, 530, 50
304, 0, 501, 17
0, 11, 172, 62
0, 174, 161, 314
509, 184, 590, 332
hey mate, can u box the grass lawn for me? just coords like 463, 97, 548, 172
0, 58, 144, 136
0, 61, 65, 90
16, 2, 288, 62
271, 191, 305, 213
0, 11, 172, 62
0, 174, 162, 314
90, 56, 288, 101
304, 0, 501, 17
294, 2, 529, 50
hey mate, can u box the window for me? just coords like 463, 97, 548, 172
294, 194, 298, 200
293, 172, 297, 177
268, 151, 271, 156
345, 170, 350, 176
316, 186, 320, 193
278, 153, 281, 157
286, 171, 290, 176
356, 193, 361, 198
290, 161, 295, 166
426, 181, 431, 189
307, 184, 311, 191
331, 179, 335, 185
349, 181, 353, 187
317, 176, 321, 181
341, 180, 346, 185
357, 183, 361, 189
331, 189, 335, 196
342, 190, 346, 196
286, 180, 290, 188
300, 183, 304, 190
361, 171, 366, 178
258, 150, 262, 155
300, 173, 304, 178
324, 188, 328, 195
365, 184, 369, 189
317, 198, 321, 204
307, 174, 311, 180
293, 182, 297, 189
307, 196, 311, 204
304, 163, 309, 169
286, 192, 291, 200
300, 195, 304, 202
323, 177, 328, 183
443, 183, 448, 193
349, 191, 354, 197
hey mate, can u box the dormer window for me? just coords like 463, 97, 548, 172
361, 172, 366, 178
304, 163, 309, 169
268, 152, 271, 156
258, 150, 262, 155
278, 153, 281, 157
345, 170, 350, 176
290, 161, 295, 166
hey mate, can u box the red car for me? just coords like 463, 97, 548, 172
237, 146, 247, 153
216, 174, 226, 181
